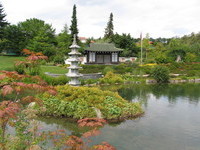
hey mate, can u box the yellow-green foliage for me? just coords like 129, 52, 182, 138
99, 71, 124, 84
38, 85, 143, 120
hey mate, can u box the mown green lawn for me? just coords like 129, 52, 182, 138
0, 56, 68, 74
0, 56, 25, 71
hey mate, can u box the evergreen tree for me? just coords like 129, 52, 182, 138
69, 5, 78, 39
0, 3, 9, 39
104, 13, 114, 40
56, 24, 71, 55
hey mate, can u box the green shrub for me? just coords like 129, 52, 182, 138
39, 74, 70, 85
14, 63, 26, 74
150, 66, 170, 83
99, 72, 124, 84
80, 65, 106, 74
28, 66, 41, 76
80, 78, 98, 85
155, 55, 170, 64
187, 70, 200, 77
102, 66, 114, 75
39, 59, 47, 65
53, 55, 65, 64
112, 63, 132, 74
37, 85, 143, 120
167, 62, 183, 72
140, 66, 153, 74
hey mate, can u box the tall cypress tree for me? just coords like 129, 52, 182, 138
104, 13, 114, 40
69, 4, 78, 40
0, 3, 8, 39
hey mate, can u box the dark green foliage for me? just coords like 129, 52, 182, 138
185, 53, 198, 63
27, 33, 56, 58
39, 74, 69, 85
19, 18, 56, 57
102, 66, 114, 75
151, 66, 170, 83
0, 3, 9, 39
69, 5, 78, 39
104, 13, 114, 40
155, 55, 171, 64
80, 64, 107, 74
112, 33, 139, 57
14, 62, 26, 74
112, 63, 133, 74
18, 18, 56, 43
80, 78, 98, 85
53, 55, 65, 64
167, 62, 182, 71
186, 70, 200, 77
80, 63, 138, 74
2, 25, 26, 54
168, 49, 186, 61
56, 24, 71, 56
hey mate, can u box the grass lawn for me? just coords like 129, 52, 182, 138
0, 56, 68, 74
0, 56, 25, 71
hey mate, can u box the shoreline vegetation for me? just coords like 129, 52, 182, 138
36, 85, 144, 122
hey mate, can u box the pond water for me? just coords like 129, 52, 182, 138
38, 83, 200, 150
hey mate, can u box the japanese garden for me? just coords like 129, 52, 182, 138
0, 2, 200, 150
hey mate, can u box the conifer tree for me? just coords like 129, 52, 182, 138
0, 3, 9, 39
69, 5, 78, 39
104, 13, 114, 40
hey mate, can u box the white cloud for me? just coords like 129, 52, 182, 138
1, 0, 200, 38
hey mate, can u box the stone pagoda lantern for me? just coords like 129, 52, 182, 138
67, 35, 82, 86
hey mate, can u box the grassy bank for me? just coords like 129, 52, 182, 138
0, 56, 68, 74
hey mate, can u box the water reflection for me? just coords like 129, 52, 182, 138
37, 117, 92, 137
35, 83, 200, 150
102, 83, 200, 105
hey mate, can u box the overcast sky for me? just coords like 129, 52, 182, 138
1, 0, 200, 38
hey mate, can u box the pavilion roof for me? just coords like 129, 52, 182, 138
85, 43, 123, 52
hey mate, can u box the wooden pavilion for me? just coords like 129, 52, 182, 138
84, 43, 123, 64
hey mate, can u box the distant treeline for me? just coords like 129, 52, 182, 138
0, 3, 199, 63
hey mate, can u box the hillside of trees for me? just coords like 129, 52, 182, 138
0, 3, 199, 64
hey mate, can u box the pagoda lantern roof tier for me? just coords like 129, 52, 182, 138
67, 58, 80, 62
68, 51, 81, 55
70, 44, 80, 49
67, 73, 82, 77
68, 66, 82, 69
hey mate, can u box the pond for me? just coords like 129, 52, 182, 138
33, 83, 200, 149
